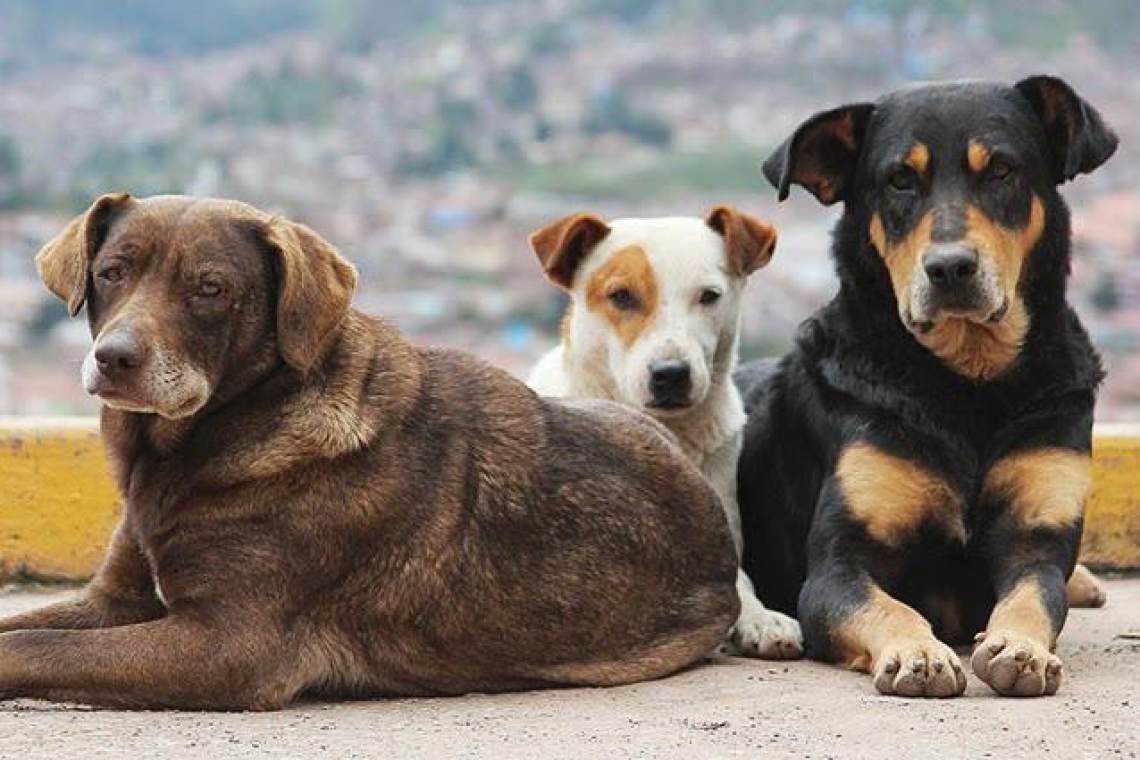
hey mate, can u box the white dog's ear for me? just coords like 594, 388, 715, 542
706, 206, 777, 277
529, 213, 611, 289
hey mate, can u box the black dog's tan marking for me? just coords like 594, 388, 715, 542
985, 448, 1091, 530
967, 140, 992, 173
836, 443, 963, 546
835, 586, 967, 698
971, 576, 1062, 696
905, 143, 930, 174
739, 76, 1117, 698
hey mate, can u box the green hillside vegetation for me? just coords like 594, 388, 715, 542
3, 0, 1138, 56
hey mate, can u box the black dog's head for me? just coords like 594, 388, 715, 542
764, 76, 1117, 378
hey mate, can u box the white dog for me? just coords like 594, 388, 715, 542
526, 207, 803, 659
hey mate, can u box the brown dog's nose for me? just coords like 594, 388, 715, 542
95, 331, 146, 377
923, 246, 979, 288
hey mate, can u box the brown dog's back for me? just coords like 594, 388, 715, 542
269, 323, 739, 696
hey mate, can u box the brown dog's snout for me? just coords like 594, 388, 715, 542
94, 329, 148, 379
922, 245, 979, 290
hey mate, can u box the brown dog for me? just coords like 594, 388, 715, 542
0, 194, 738, 710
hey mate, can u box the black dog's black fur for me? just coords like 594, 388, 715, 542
736, 76, 1116, 697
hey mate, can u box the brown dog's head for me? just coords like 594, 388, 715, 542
36, 194, 357, 418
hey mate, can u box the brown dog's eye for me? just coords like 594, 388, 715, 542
97, 266, 123, 284
699, 289, 721, 306
197, 281, 224, 298
609, 288, 639, 311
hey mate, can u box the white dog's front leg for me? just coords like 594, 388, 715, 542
725, 570, 803, 660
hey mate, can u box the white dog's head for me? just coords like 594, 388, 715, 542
530, 207, 776, 416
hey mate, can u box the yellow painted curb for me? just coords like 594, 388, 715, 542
0, 418, 120, 580
1083, 424, 1140, 571
0, 419, 1137, 580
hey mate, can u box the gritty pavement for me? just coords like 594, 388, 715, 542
0, 579, 1137, 760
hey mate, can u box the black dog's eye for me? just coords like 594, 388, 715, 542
698, 289, 721, 306
97, 265, 123, 284
988, 157, 1015, 181
886, 169, 919, 194
609, 287, 639, 311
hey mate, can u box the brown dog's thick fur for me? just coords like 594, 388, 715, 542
0, 194, 738, 710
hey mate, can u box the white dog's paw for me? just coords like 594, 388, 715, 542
728, 606, 804, 660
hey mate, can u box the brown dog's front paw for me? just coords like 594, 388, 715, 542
971, 630, 1062, 697
871, 638, 966, 698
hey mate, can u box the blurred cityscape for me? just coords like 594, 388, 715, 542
1, 0, 1138, 419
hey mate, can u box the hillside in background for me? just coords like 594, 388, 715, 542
4, 0, 1138, 60
0, 0, 1138, 419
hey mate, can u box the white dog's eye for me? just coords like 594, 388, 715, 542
609, 287, 639, 311
698, 289, 721, 306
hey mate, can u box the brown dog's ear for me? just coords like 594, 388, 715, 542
528, 213, 611, 289
35, 192, 133, 316
263, 218, 358, 373
706, 205, 777, 277
1015, 75, 1118, 183
762, 103, 875, 205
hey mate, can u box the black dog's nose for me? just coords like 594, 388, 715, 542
94, 331, 146, 377
923, 246, 979, 287
648, 360, 692, 405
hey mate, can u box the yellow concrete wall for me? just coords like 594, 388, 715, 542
1083, 424, 1140, 570
0, 418, 119, 580
0, 418, 1137, 580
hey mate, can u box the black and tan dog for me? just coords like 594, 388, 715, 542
736, 76, 1116, 698
0, 194, 738, 710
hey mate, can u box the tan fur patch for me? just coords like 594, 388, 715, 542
1066, 564, 1106, 608
967, 140, 991, 173
836, 442, 963, 546
984, 448, 1090, 529
916, 300, 1029, 380
584, 245, 658, 347
965, 196, 1044, 297
869, 211, 935, 318
984, 576, 1057, 649
836, 586, 935, 672
916, 196, 1044, 380
906, 143, 930, 174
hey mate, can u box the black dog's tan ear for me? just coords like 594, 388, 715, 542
762, 103, 875, 205
263, 218, 358, 373
528, 213, 611, 289
35, 192, 132, 316
706, 205, 777, 277
1015, 75, 1118, 183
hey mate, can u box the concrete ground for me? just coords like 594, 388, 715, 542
0, 579, 1136, 759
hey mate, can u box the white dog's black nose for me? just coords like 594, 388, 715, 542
648, 360, 692, 407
